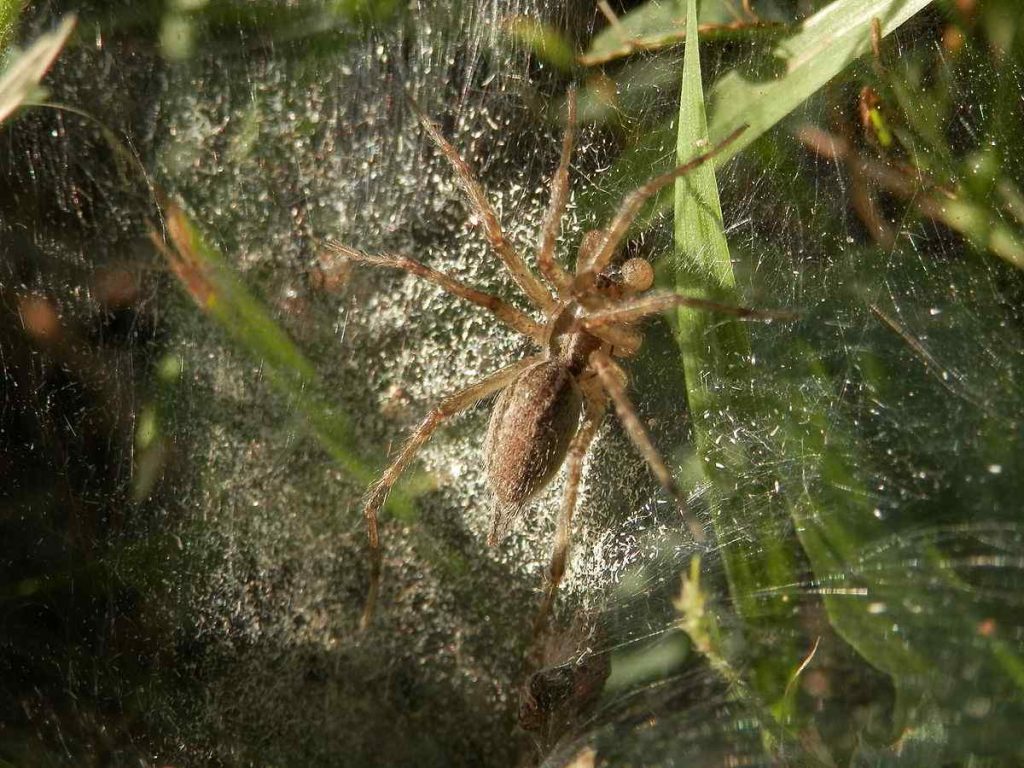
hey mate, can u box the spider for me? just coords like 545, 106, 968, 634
328, 92, 764, 632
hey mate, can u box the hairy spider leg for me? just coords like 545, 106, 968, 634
360, 355, 544, 629
589, 349, 707, 543
410, 98, 556, 312
533, 375, 607, 637
536, 90, 576, 295
574, 229, 606, 276
581, 290, 793, 331
322, 241, 545, 343
574, 126, 747, 291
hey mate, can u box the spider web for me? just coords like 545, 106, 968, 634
1, 0, 1022, 766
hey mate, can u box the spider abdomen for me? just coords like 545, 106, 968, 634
484, 360, 583, 545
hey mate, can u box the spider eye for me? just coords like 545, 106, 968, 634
620, 258, 654, 292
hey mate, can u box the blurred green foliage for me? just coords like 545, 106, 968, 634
664, 0, 1024, 760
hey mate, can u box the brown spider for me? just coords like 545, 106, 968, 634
328, 92, 762, 632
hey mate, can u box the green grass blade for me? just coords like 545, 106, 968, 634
674, 0, 801, 709
706, 0, 934, 163
673, 0, 1021, 741
675, 0, 731, 301
591, 0, 934, 228
0, 16, 75, 125
154, 203, 421, 519
581, 0, 785, 67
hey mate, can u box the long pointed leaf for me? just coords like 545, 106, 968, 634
706, 0, 934, 161
593, 0, 935, 229
0, 16, 75, 125
674, 0, 801, 708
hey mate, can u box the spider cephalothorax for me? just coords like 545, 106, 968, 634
328, 92, 760, 631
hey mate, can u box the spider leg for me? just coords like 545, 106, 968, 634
360, 354, 544, 629
574, 229, 607, 277
589, 349, 706, 542
585, 324, 644, 357
323, 241, 545, 343
536, 90, 576, 295
409, 98, 556, 312
574, 126, 745, 289
533, 375, 607, 637
581, 290, 793, 331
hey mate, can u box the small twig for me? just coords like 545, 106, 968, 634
797, 124, 1024, 270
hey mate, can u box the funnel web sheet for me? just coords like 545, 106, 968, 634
0, 0, 1022, 766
